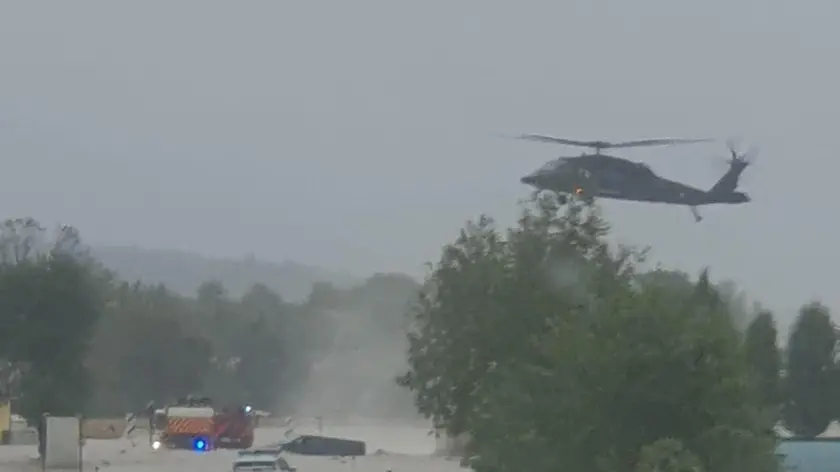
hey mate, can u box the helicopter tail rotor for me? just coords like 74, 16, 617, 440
725, 138, 758, 168
707, 137, 757, 195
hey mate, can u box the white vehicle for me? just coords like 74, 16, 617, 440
233, 450, 296, 472
10, 414, 28, 429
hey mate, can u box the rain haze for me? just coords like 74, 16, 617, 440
2, 0, 839, 334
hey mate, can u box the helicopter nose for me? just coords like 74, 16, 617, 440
520, 172, 539, 186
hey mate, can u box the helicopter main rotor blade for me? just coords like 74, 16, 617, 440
516, 135, 713, 149
606, 138, 713, 148
516, 135, 610, 148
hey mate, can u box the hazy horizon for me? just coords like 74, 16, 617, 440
3, 1, 839, 334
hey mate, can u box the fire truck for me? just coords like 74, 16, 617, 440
150, 397, 259, 451
215, 405, 256, 449
160, 397, 216, 450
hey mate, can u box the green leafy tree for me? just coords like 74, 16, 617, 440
744, 310, 781, 412
85, 281, 184, 414
193, 280, 249, 404
398, 213, 508, 435
692, 269, 722, 309
783, 301, 836, 437
636, 268, 694, 294
236, 284, 291, 408
0, 219, 102, 456
468, 273, 776, 472
398, 198, 629, 436
635, 439, 704, 472
87, 277, 313, 413
715, 279, 751, 330
196, 281, 252, 361
116, 309, 213, 409
399, 199, 778, 472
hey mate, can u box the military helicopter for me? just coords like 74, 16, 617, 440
516, 135, 753, 222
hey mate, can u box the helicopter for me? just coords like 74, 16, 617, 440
516, 135, 754, 222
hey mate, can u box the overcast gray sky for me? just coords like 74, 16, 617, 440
1, 1, 838, 329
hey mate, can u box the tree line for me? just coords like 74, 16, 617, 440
0, 217, 415, 428
3, 198, 839, 472
396, 196, 837, 472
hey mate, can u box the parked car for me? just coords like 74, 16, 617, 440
280, 434, 366, 457
234, 449, 297, 471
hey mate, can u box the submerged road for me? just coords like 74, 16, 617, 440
1, 420, 466, 472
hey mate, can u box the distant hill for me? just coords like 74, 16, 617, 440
91, 245, 361, 301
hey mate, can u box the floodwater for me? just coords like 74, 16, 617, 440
0, 418, 466, 472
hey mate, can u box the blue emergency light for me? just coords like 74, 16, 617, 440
193, 437, 209, 451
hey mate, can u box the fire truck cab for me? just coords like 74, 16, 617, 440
150, 408, 167, 449
215, 404, 257, 449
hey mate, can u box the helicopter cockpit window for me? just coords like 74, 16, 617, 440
634, 162, 654, 175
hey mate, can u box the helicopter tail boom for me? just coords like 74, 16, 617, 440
707, 142, 754, 196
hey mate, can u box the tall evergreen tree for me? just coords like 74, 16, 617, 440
744, 310, 781, 411
784, 301, 836, 437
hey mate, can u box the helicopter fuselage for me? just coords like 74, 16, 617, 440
520, 153, 746, 206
